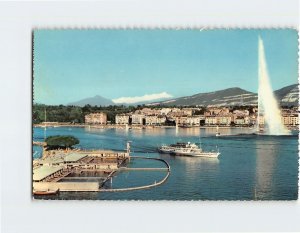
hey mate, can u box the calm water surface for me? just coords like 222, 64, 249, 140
33, 126, 298, 200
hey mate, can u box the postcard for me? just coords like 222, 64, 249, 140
32, 29, 298, 200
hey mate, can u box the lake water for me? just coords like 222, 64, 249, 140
33, 126, 298, 200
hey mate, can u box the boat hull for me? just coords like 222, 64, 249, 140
174, 152, 220, 158
158, 142, 220, 158
158, 149, 174, 154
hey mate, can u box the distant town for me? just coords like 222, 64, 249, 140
85, 106, 299, 128
34, 104, 299, 129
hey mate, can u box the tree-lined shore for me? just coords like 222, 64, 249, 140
33, 104, 137, 124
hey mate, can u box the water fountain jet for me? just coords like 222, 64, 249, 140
257, 37, 290, 135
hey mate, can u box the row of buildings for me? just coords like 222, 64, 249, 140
85, 107, 299, 127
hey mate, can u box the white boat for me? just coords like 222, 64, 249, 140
159, 142, 220, 158
158, 145, 176, 153
173, 147, 220, 158
158, 142, 198, 154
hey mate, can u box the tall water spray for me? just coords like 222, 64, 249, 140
257, 37, 290, 135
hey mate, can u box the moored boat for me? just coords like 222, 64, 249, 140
33, 189, 59, 195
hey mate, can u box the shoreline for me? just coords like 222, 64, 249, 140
33, 123, 247, 129
33, 123, 299, 130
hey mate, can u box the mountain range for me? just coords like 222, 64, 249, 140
68, 84, 298, 107
68, 95, 114, 107
149, 84, 298, 107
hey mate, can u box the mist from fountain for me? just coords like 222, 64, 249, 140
257, 37, 290, 135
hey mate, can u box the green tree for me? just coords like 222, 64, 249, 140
45, 135, 80, 150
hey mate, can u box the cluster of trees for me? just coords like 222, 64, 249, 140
45, 135, 79, 150
33, 104, 84, 124
33, 104, 137, 124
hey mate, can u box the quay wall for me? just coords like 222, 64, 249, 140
33, 182, 99, 192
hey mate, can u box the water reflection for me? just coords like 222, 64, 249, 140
172, 155, 220, 180
255, 141, 277, 200
142, 127, 168, 137
83, 126, 252, 139
176, 127, 201, 137
33, 126, 298, 200
84, 126, 107, 134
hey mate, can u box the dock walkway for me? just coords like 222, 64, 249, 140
100, 156, 170, 192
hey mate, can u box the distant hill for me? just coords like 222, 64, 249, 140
67, 84, 298, 107
148, 87, 258, 106
148, 84, 298, 107
68, 95, 114, 107
274, 84, 298, 106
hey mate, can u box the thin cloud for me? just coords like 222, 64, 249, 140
112, 92, 173, 104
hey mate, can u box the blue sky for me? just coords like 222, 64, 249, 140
34, 29, 298, 105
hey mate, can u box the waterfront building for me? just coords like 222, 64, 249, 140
187, 116, 201, 126
216, 115, 232, 125
131, 114, 145, 125
234, 116, 250, 125
282, 114, 299, 126
205, 115, 231, 126
176, 115, 201, 126
145, 115, 166, 125
85, 112, 107, 124
145, 115, 157, 125
176, 116, 188, 126
205, 116, 217, 125
115, 114, 130, 125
